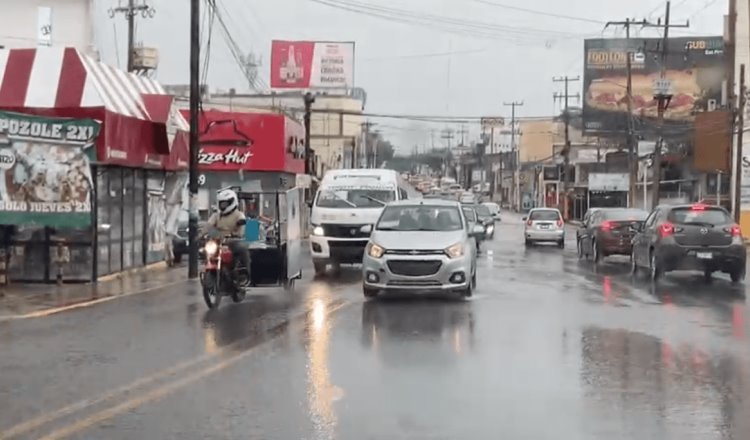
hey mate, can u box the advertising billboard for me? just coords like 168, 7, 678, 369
582, 36, 725, 135
270, 40, 355, 89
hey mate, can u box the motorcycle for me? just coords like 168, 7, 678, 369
199, 220, 251, 309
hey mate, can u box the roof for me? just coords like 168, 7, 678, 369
387, 199, 460, 207
0, 47, 188, 130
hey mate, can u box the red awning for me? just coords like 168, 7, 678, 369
0, 47, 189, 169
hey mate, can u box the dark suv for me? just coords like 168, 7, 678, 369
631, 204, 746, 283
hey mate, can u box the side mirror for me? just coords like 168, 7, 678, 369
470, 225, 485, 236
629, 223, 641, 233
360, 224, 373, 234
521, 216, 527, 221
236, 219, 246, 226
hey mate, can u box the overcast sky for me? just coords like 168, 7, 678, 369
95, 0, 727, 152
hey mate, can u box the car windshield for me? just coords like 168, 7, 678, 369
668, 206, 731, 226
462, 207, 477, 222
316, 188, 395, 208
376, 205, 463, 231
529, 210, 560, 221
474, 204, 491, 219
483, 203, 500, 214
602, 209, 649, 221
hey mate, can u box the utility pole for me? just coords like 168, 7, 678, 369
303, 92, 315, 175
441, 128, 455, 149
108, 0, 153, 72
734, 64, 746, 222
362, 121, 375, 168
605, 19, 650, 208
187, 0, 200, 279
504, 101, 523, 211
553, 77, 580, 218
457, 125, 468, 146
644, 1, 689, 209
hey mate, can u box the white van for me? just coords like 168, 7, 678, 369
310, 169, 419, 275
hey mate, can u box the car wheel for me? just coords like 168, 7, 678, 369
557, 238, 565, 249
173, 253, 183, 264
703, 268, 714, 284
363, 286, 378, 299
524, 238, 532, 247
630, 252, 638, 275
471, 267, 477, 289
577, 240, 583, 259
592, 240, 601, 264
730, 267, 745, 284
313, 262, 326, 277
649, 251, 661, 282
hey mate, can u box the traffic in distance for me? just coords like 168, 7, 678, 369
193, 168, 747, 309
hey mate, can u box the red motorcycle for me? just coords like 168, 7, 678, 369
200, 225, 250, 309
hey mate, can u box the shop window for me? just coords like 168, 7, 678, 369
134, 169, 146, 266
96, 168, 112, 276
109, 168, 124, 273
122, 169, 137, 270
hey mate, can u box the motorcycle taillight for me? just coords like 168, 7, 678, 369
220, 246, 233, 262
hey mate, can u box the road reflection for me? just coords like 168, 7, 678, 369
303, 282, 339, 440
360, 298, 476, 366
580, 326, 750, 439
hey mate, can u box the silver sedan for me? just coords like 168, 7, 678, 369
361, 199, 483, 299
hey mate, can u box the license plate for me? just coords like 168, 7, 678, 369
696, 252, 713, 259
540, 225, 549, 229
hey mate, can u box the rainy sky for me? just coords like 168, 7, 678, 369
95, 0, 726, 151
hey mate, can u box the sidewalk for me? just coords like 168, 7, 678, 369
0, 264, 190, 320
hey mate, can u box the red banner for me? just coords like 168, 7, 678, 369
270, 40, 355, 89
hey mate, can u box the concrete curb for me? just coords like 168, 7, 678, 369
97, 261, 167, 283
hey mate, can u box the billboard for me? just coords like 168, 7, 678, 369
583, 36, 725, 135
270, 40, 355, 89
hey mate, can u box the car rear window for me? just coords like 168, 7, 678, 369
602, 209, 649, 221
667, 207, 731, 226
529, 210, 560, 221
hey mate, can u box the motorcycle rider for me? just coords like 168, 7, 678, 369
205, 189, 251, 278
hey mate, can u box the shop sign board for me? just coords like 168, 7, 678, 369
0, 111, 100, 227
588, 172, 629, 192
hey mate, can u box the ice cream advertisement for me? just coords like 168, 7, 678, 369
0, 111, 100, 227
582, 36, 725, 135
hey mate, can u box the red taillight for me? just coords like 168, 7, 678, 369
600, 220, 613, 231
557, 219, 563, 227
658, 222, 675, 238
691, 203, 707, 211
730, 224, 742, 236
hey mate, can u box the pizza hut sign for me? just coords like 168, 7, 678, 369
198, 148, 252, 166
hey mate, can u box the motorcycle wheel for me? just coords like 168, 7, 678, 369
230, 269, 247, 303
202, 271, 222, 309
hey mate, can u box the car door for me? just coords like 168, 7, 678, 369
582, 211, 601, 256
635, 209, 659, 266
578, 211, 590, 242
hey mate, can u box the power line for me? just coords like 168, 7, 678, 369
470, 0, 605, 24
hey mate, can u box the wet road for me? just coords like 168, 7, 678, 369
2, 213, 750, 439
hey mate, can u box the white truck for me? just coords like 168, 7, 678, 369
310, 169, 418, 276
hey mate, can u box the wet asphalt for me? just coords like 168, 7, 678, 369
2, 213, 750, 440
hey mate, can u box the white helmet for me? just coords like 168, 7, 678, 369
217, 189, 239, 216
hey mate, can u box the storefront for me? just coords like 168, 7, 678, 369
0, 47, 188, 282
181, 109, 305, 218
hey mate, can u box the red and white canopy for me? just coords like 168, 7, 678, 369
0, 47, 188, 169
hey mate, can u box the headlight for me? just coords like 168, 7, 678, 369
312, 225, 325, 236
486, 224, 494, 233
204, 241, 219, 256
367, 242, 385, 258
445, 242, 464, 259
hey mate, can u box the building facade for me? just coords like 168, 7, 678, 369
0, 0, 97, 56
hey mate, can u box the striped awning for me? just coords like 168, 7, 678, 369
0, 47, 189, 168
0, 47, 188, 130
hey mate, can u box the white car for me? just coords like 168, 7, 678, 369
523, 208, 564, 248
